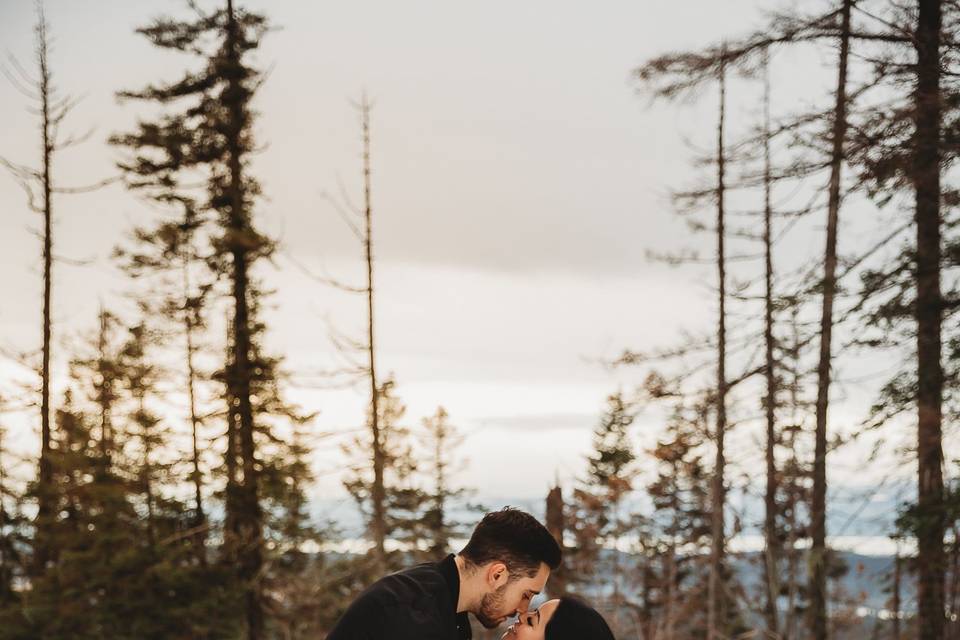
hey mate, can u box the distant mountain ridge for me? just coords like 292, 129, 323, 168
311, 495, 911, 618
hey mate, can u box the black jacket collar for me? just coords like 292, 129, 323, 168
439, 554, 472, 639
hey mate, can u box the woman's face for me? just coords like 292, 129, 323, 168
499, 599, 561, 640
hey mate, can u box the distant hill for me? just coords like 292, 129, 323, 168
311, 497, 912, 623
732, 550, 906, 614
572, 548, 908, 626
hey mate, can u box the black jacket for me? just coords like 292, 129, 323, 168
326, 555, 472, 640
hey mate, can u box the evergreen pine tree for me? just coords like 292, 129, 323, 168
567, 391, 640, 637
6, 320, 239, 640
112, 4, 298, 635
344, 378, 427, 566
645, 402, 713, 640
418, 406, 477, 560
111, 195, 214, 550
0, 0, 101, 577
0, 403, 27, 611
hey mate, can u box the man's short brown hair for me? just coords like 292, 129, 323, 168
460, 507, 562, 579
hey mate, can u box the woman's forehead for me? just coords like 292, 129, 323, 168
537, 598, 561, 622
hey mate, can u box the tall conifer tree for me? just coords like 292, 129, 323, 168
113, 4, 281, 635
569, 393, 637, 602
913, 3, 945, 638
343, 378, 426, 565
0, 0, 96, 575
419, 407, 474, 559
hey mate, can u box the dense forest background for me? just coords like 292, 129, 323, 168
1, 0, 960, 638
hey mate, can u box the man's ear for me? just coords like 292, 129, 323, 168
487, 561, 509, 588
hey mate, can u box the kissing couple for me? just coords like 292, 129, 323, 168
327, 507, 615, 640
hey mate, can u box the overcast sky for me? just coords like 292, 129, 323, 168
0, 0, 925, 542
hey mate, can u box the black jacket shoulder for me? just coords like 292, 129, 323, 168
326, 561, 462, 640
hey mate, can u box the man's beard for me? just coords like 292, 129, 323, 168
476, 583, 509, 629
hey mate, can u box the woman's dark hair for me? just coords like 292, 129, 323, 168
459, 507, 562, 579
545, 597, 615, 640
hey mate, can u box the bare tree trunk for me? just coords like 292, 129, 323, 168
545, 485, 566, 596
181, 245, 206, 559
892, 548, 902, 640
432, 414, 447, 555
708, 50, 728, 640
666, 542, 677, 640
785, 304, 801, 640
97, 307, 113, 462
224, 2, 263, 637
613, 500, 622, 603
32, 2, 55, 577
185, 301, 203, 525
641, 562, 653, 640
913, 3, 945, 639
0, 416, 10, 603
810, 3, 852, 638
140, 392, 156, 546
434, 432, 444, 525
225, 384, 239, 537
948, 526, 960, 640
359, 96, 387, 573
785, 497, 798, 640
61, 396, 81, 532
761, 47, 781, 640
545, 485, 564, 546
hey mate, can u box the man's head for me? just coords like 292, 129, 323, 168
459, 507, 562, 629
